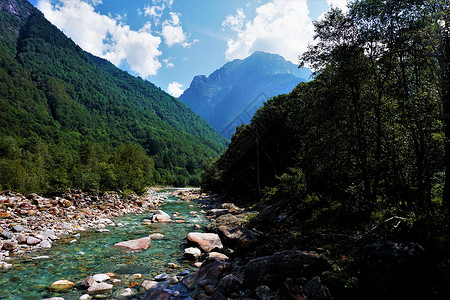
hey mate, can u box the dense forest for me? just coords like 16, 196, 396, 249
0, 0, 227, 194
202, 1, 449, 298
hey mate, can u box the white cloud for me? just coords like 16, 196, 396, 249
162, 12, 190, 47
222, 0, 315, 63
37, 0, 162, 77
317, 0, 348, 20
167, 82, 184, 97
326, 0, 348, 11
163, 58, 174, 68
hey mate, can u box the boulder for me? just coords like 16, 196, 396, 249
206, 209, 229, 217
141, 280, 169, 291
206, 252, 229, 263
218, 226, 259, 251
243, 250, 331, 289
143, 288, 171, 300
187, 232, 223, 253
256, 285, 275, 300
151, 210, 172, 223
38, 229, 58, 240
197, 261, 231, 286
216, 274, 242, 297
113, 236, 151, 251
360, 241, 427, 298
184, 247, 202, 261
303, 276, 331, 300
208, 213, 250, 230
49, 280, 74, 292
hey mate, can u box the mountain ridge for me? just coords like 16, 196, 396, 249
179, 51, 311, 138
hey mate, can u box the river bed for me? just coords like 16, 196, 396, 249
0, 195, 207, 299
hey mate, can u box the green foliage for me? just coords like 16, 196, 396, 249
0, 1, 226, 193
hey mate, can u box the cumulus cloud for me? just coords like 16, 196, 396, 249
161, 12, 190, 47
37, 0, 162, 77
167, 82, 184, 97
222, 0, 315, 63
326, 0, 348, 11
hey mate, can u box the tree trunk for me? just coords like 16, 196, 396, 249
442, 34, 450, 210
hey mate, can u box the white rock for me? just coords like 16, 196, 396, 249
79, 294, 92, 300
93, 273, 110, 282
0, 262, 12, 269
39, 240, 52, 249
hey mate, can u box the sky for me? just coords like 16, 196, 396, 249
28, 0, 348, 97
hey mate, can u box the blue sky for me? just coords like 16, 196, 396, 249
28, 0, 347, 97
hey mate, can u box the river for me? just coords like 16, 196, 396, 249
0, 194, 207, 299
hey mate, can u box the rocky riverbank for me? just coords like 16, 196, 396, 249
1, 188, 337, 299
0, 188, 197, 270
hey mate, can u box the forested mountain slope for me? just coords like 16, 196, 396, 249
202, 4, 449, 299
179, 51, 311, 138
0, 0, 227, 193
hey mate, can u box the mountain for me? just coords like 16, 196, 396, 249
0, 0, 227, 193
179, 51, 311, 138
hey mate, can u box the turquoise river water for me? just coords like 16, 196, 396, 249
0, 196, 207, 299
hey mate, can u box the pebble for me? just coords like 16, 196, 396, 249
154, 273, 168, 281
49, 279, 74, 292
79, 294, 92, 300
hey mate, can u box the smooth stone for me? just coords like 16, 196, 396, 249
1, 230, 13, 239
96, 229, 110, 232
93, 274, 111, 282
39, 240, 52, 249
168, 262, 181, 269
117, 288, 132, 298
39, 229, 58, 240
12, 225, 23, 232
79, 294, 92, 300
187, 232, 223, 253
207, 252, 229, 262
149, 233, 165, 239
141, 280, 168, 291
26, 236, 41, 245
184, 247, 201, 261
87, 282, 113, 294
154, 273, 168, 281
113, 236, 151, 251
131, 273, 141, 279
49, 279, 74, 292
